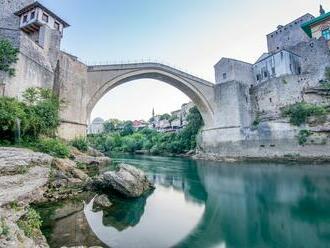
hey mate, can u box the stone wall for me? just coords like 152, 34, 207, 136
199, 120, 330, 161
57, 52, 89, 139
266, 14, 314, 53
214, 58, 254, 86
1, 32, 54, 98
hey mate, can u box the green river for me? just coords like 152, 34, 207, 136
37, 155, 330, 248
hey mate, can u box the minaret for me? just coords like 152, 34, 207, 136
152, 108, 155, 118
320, 5, 326, 16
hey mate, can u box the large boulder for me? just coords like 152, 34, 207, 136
102, 164, 154, 198
70, 147, 111, 166
52, 158, 89, 181
0, 147, 52, 176
93, 194, 112, 209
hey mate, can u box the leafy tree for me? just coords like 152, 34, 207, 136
120, 121, 134, 136
0, 97, 26, 141
0, 39, 19, 77
282, 102, 327, 126
103, 119, 121, 133
23, 88, 61, 139
159, 113, 171, 120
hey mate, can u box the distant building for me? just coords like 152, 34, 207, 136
88, 117, 104, 134
266, 13, 314, 53
253, 50, 301, 84
215, 6, 330, 86
132, 120, 147, 130
301, 6, 330, 48
14, 1, 69, 48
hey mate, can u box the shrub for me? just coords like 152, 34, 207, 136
0, 39, 19, 77
297, 129, 312, 145
17, 208, 42, 238
282, 102, 327, 126
36, 138, 70, 158
23, 88, 61, 139
0, 218, 9, 237
71, 137, 88, 152
0, 97, 27, 141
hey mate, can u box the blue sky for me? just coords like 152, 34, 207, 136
41, 0, 327, 121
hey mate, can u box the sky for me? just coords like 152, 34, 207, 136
41, 0, 328, 121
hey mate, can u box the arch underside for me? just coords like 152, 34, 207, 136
87, 68, 215, 127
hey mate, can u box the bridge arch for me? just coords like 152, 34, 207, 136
86, 63, 216, 127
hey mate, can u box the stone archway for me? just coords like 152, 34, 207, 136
57, 62, 217, 140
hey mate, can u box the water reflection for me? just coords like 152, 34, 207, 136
84, 185, 205, 248
39, 155, 330, 248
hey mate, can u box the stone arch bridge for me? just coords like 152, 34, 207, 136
57, 58, 252, 151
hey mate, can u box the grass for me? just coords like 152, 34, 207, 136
17, 207, 42, 238
0, 218, 9, 237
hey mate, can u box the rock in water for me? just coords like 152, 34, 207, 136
93, 194, 112, 209
103, 164, 154, 198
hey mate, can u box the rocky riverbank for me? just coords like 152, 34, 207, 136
0, 147, 110, 248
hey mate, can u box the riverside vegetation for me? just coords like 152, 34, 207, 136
87, 106, 204, 156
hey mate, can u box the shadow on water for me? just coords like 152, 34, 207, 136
38, 155, 330, 248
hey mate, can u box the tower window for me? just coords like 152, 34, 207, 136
54, 22, 60, 30
264, 71, 268, 78
272, 67, 275, 74
42, 13, 49, 22
30, 11, 35, 20
322, 28, 330, 40
222, 73, 227, 80
23, 15, 28, 23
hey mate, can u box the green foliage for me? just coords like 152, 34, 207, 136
0, 97, 27, 141
0, 218, 9, 237
17, 208, 42, 238
252, 116, 261, 128
9, 201, 20, 211
103, 119, 122, 133
71, 136, 88, 152
0, 88, 61, 143
0, 39, 19, 77
325, 67, 330, 82
120, 121, 134, 136
36, 138, 70, 158
88, 106, 204, 155
22, 88, 61, 139
282, 102, 327, 126
159, 113, 171, 121
297, 129, 312, 146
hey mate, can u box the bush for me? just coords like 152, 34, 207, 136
282, 102, 327, 126
297, 129, 312, 145
23, 88, 61, 139
0, 97, 27, 141
17, 208, 42, 238
0, 39, 19, 77
36, 138, 70, 158
0, 218, 9, 237
71, 137, 88, 152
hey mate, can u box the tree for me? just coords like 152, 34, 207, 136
120, 121, 134, 136
160, 113, 171, 120
0, 39, 19, 77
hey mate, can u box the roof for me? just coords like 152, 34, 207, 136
214, 57, 252, 67
267, 13, 314, 36
254, 49, 301, 65
14, 1, 70, 28
92, 117, 104, 124
301, 12, 330, 38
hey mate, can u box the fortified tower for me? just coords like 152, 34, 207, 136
0, 0, 69, 97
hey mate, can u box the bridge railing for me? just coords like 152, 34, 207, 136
60, 49, 213, 85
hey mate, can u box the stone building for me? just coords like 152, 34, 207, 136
301, 6, 330, 48
87, 117, 104, 134
253, 49, 301, 84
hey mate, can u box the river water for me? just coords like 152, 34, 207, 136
38, 155, 330, 248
